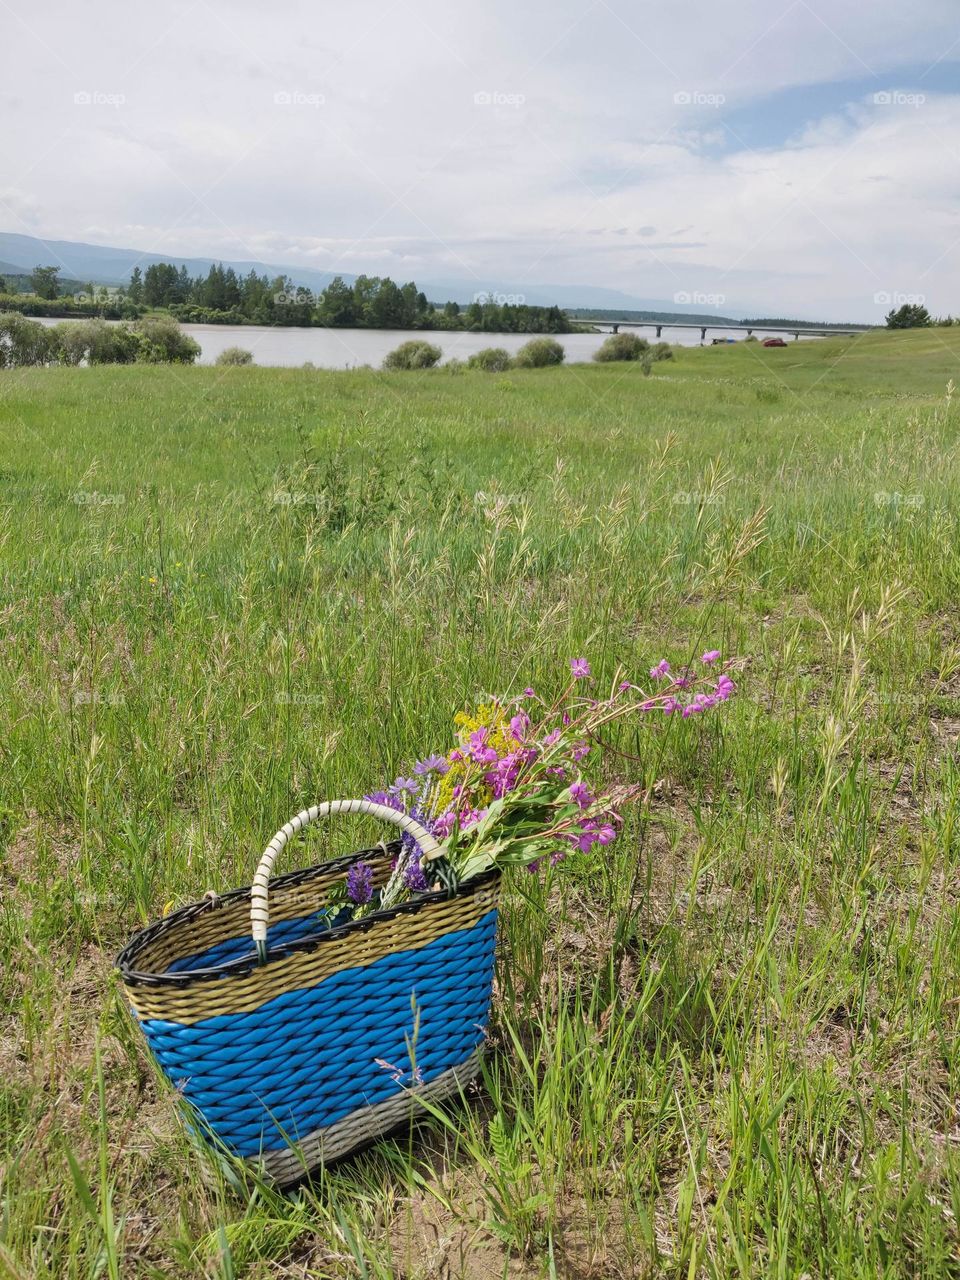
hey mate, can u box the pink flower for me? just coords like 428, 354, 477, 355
570, 658, 591, 679
701, 650, 721, 664
570, 781, 593, 808
543, 728, 562, 747
510, 713, 529, 741
650, 659, 671, 680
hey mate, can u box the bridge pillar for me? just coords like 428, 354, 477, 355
655, 325, 662, 338
611, 323, 619, 334
747, 328, 753, 336
792, 332, 799, 340
700, 327, 707, 343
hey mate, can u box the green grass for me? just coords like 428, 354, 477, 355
1, 327, 959, 1277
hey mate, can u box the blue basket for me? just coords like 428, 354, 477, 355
117, 802, 500, 1185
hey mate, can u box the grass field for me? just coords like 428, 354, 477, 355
1, 327, 959, 1278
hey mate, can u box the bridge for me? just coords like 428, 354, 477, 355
570, 318, 871, 342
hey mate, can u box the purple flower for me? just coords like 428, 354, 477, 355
543, 728, 562, 747
650, 659, 671, 680
523, 687, 535, 697
570, 658, 591, 679
433, 811, 456, 838
414, 755, 448, 776
701, 650, 721, 664
346, 860, 374, 905
596, 824, 617, 845
364, 790, 403, 812
404, 855, 430, 893
571, 740, 590, 761
619, 680, 632, 691
570, 781, 593, 809
389, 777, 419, 796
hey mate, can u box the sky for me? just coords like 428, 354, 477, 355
3, 0, 960, 320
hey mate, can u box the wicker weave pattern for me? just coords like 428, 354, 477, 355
142, 910, 497, 1156
254, 1049, 482, 1184
117, 810, 501, 1184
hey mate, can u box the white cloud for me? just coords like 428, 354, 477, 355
2, 0, 959, 316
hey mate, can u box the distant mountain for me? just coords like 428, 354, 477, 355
0, 231, 753, 317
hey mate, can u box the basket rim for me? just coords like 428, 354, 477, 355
116, 843, 499, 990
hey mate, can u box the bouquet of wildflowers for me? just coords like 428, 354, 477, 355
334, 652, 737, 917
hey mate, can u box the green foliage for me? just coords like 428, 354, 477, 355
0, 311, 55, 366
593, 332, 650, 362
52, 319, 140, 366
214, 346, 254, 366
381, 339, 442, 370
467, 346, 512, 372
512, 336, 565, 368
133, 314, 201, 364
29, 264, 60, 299
886, 302, 931, 329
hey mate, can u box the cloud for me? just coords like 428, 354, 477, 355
3, 0, 959, 316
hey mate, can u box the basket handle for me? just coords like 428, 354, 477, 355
250, 799, 443, 962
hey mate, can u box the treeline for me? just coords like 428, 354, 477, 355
129, 263, 571, 332
0, 313, 200, 368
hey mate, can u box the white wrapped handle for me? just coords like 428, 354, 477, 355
250, 799, 443, 960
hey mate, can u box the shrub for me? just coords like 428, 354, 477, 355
133, 315, 201, 364
593, 332, 649, 362
0, 313, 55, 367
53, 319, 139, 366
651, 341, 674, 361
215, 346, 254, 366
382, 340, 442, 370
512, 337, 565, 368
467, 346, 512, 372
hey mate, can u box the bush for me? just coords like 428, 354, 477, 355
467, 346, 512, 372
52, 319, 139, 366
133, 315, 201, 364
215, 346, 254, 366
0, 313, 55, 367
593, 332, 649, 362
512, 337, 565, 368
651, 341, 673, 361
382, 339, 442, 370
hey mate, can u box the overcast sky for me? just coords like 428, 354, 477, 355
3, 0, 960, 319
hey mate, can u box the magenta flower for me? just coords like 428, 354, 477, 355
570, 781, 593, 809
570, 658, 591, 679
523, 687, 535, 697
650, 659, 671, 680
701, 650, 721, 664
510, 712, 529, 740
543, 728, 562, 747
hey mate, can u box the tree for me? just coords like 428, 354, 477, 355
128, 267, 143, 303
885, 303, 931, 329
317, 276, 355, 327
30, 265, 60, 299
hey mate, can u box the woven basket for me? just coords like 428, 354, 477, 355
117, 800, 500, 1186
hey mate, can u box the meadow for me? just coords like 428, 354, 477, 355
0, 327, 958, 1277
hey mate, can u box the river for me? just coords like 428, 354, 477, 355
33, 318, 825, 368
